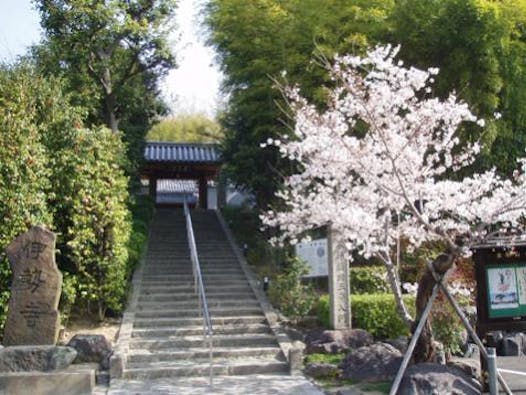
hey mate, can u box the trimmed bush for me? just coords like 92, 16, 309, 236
55, 127, 131, 320
127, 194, 155, 276
268, 257, 317, 323
350, 266, 390, 294
318, 293, 416, 339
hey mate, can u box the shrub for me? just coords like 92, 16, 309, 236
0, 63, 134, 329
127, 194, 155, 276
350, 266, 390, 294
51, 127, 131, 320
268, 257, 317, 323
0, 65, 54, 329
318, 293, 416, 339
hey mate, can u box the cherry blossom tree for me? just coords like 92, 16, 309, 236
262, 45, 526, 361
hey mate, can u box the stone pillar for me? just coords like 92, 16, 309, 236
327, 228, 351, 329
148, 177, 157, 201
198, 177, 208, 209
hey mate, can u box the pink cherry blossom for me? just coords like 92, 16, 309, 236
261, 45, 526, 325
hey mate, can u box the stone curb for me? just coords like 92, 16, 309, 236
110, 213, 152, 380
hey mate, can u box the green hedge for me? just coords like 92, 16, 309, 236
318, 293, 416, 339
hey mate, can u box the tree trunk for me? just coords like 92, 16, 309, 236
412, 251, 456, 363
384, 259, 414, 328
104, 92, 119, 133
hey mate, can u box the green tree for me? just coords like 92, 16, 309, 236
389, 0, 526, 174
33, 0, 176, 134
147, 113, 223, 142
206, 0, 393, 206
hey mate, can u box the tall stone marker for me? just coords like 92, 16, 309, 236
327, 228, 351, 329
3, 226, 62, 346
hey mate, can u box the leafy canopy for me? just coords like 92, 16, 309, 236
147, 114, 223, 143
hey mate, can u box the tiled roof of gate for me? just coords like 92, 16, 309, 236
145, 142, 221, 163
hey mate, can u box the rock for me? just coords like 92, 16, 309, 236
399, 362, 482, 395
340, 342, 402, 383
448, 357, 480, 379
499, 332, 525, 356
289, 341, 305, 374
463, 343, 479, 359
0, 345, 77, 372
67, 335, 112, 370
304, 362, 340, 379
386, 336, 409, 353
3, 226, 62, 346
305, 328, 373, 354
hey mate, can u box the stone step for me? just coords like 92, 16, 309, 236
147, 258, 237, 263
138, 292, 256, 302
134, 307, 264, 319
131, 323, 271, 338
145, 261, 236, 266
133, 315, 268, 329
128, 334, 278, 350
135, 299, 260, 311
141, 274, 247, 281
122, 359, 289, 379
141, 270, 244, 277
127, 346, 283, 363
139, 279, 250, 287
139, 285, 253, 294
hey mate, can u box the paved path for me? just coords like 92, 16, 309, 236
106, 374, 325, 395
498, 356, 526, 394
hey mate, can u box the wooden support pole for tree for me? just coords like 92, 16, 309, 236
390, 259, 513, 395
423, 260, 513, 395
389, 276, 442, 395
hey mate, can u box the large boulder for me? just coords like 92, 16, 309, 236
305, 328, 373, 354
385, 336, 409, 354
0, 345, 77, 372
340, 342, 402, 382
67, 335, 112, 370
399, 362, 482, 395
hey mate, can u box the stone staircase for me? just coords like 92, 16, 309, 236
119, 208, 288, 379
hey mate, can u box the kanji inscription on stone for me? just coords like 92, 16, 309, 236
3, 226, 62, 346
328, 228, 351, 329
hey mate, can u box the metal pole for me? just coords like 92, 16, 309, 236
390, 282, 441, 395
424, 262, 513, 395
209, 335, 213, 386
487, 347, 498, 395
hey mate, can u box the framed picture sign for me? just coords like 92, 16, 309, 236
473, 243, 526, 334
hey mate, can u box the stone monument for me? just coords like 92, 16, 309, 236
3, 226, 62, 346
327, 228, 351, 329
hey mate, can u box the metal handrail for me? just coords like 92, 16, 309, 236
183, 197, 214, 385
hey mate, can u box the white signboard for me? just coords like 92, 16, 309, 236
295, 238, 329, 277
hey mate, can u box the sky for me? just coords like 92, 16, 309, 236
0, 0, 223, 117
